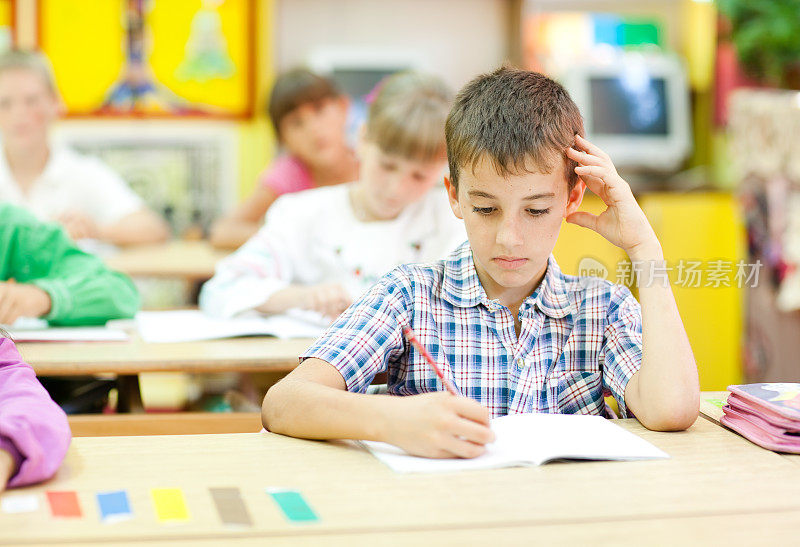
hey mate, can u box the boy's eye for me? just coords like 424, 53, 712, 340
472, 206, 495, 215
527, 208, 551, 216
380, 161, 397, 171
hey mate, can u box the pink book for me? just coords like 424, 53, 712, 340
727, 383, 800, 422
726, 395, 799, 430
721, 407, 800, 454
719, 383, 800, 454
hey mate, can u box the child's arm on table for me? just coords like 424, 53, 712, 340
262, 357, 494, 458
0, 448, 15, 492
567, 135, 699, 431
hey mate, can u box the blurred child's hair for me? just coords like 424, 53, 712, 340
364, 71, 453, 162
445, 66, 585, 191
0, 50, 58, 95
267, 68, 341, 138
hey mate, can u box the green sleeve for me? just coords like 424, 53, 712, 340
9, 219, 140, 326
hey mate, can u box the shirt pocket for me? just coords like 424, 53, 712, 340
543, 370, 605, 415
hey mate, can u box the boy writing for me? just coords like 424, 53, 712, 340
263, 67, 699, 458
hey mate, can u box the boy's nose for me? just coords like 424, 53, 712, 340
496, 215, 525, 248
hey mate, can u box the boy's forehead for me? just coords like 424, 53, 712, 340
460, 154, 567, 196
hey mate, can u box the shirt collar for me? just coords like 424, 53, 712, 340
441, 243, 574, 319
526, 255, 574, 319
441, 242, 485, 308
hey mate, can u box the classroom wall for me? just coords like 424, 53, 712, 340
274, 0, 512, 91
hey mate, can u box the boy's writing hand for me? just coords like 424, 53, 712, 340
382, 392, 495, 459
0, 282, 51, 325
565, 135, 662, 262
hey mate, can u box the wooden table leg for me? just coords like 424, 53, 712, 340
116, 375, 144, 413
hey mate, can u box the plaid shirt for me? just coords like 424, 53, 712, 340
302, 241, 643, 418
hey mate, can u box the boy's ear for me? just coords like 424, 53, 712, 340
444, 176, 463, 219
564, 178, 587, 218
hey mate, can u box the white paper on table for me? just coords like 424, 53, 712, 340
5, 317, 129, 342
1, 494, 39, 513
362, 413, 669, 474
136, 309, 330, 343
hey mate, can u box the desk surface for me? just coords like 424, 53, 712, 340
105, 240, 229, 281
2, 418, 799, 544
17, 335, 313, 375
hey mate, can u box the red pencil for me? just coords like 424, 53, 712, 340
402, 326, 461, 396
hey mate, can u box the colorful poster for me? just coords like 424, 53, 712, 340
39, 0, 254, 117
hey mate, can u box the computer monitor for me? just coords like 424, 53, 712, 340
561, 53, 691, 171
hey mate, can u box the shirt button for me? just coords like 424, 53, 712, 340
516, 357, 525, 369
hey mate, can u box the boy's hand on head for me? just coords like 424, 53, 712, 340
0, 282, 52, 325
382, 392, 495, 459
301, 283, 352, 321
566, 135, 662, 262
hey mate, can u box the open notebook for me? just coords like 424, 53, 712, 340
5, 317, 129, 342
362, 413, 669, 473
136, 309, 330, 343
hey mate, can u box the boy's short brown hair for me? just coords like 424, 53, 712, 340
445, 66, 584, 191
268, 68, 341, 138
364, 71, 453, 162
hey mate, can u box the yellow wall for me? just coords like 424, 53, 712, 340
555, 192, 745, 391
640, 193, 744, 390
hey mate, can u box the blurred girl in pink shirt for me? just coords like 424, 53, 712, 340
210, 68, 358, 249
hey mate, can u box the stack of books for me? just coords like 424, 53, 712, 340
721, 383, 800, 454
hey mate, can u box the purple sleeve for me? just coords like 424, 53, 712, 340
259, 156, 313, 197
0, 338, 71, 488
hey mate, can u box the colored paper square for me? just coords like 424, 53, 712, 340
96, 490, 132, 523
46, 491, 82, 518
1, 494, 39, 514
267, 488, 318, 523
151, 488, 190, 522
210, 487, 252, 527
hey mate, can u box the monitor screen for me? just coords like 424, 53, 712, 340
589, 76, 669, 136
330, 68, 400, 98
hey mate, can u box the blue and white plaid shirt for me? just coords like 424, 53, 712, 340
302, 241, 643, 418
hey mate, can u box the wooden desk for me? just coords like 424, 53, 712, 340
18, 336, 313, 412
699, 390, 728, 425
17, 336, 313, 376
2, 418, 799, 544
69, 412, 262, 437
105, 240, 229, 281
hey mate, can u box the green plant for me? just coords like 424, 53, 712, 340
718, 0, 800, 88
